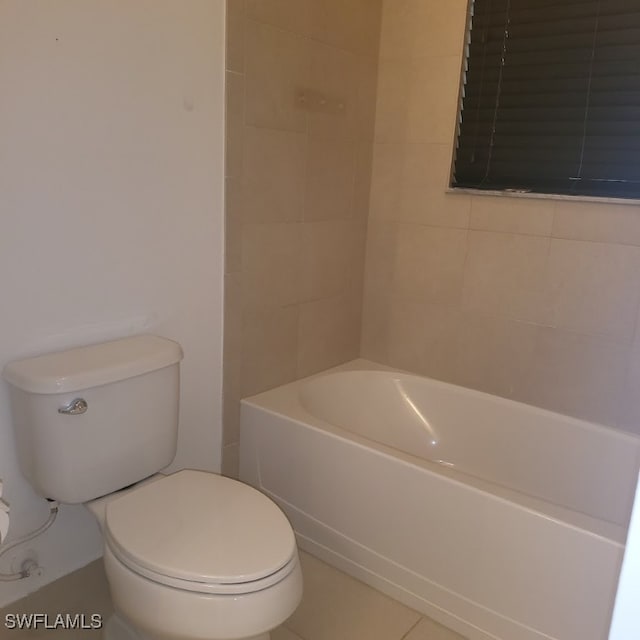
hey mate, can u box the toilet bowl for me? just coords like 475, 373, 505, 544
92, 470, 303, 640
2, 335, 303, 640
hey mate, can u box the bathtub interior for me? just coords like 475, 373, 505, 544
296, 366, 640, 530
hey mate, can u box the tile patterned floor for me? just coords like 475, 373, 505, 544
0, 551, 466, 640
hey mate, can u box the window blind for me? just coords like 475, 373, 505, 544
452, 0, 640, 199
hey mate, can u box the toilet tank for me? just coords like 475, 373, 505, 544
2, 335, 183, 504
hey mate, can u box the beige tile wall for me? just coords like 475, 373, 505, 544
361, 0, 640, 433
223, 0, 382, 476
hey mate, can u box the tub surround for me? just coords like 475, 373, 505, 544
222, 0, 383, 477
362, 0, 640, 433
240, 360, 640, 640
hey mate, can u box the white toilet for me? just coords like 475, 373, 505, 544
3, 335, 302, 640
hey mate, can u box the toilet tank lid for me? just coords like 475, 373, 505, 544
3, 335, 183, 394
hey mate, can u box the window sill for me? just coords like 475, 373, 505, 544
447, 187, 640, 208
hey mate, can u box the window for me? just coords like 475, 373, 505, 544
452, 0, 640, 199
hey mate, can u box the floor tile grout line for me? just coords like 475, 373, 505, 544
281, 621, 310, 640
399, 615, 424, 640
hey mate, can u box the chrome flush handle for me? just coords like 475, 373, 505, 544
58, 398, 88, 415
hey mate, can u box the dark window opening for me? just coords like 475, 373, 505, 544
452, 0, 640, 199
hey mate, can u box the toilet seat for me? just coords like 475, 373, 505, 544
104, 470, 298, 595
105, 541, 299, 594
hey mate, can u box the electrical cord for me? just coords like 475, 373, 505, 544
0, 501, 59, 581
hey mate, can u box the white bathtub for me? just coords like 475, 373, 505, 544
239, 360, 640, 640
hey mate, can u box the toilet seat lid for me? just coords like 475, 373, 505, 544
105, 470, 296, 586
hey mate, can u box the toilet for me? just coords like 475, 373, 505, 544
2, 335, 302, 640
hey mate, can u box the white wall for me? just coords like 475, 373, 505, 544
609, 473, 640, 639
0, 0, 225, 606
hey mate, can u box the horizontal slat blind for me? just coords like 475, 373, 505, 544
452, 0, 640, 198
